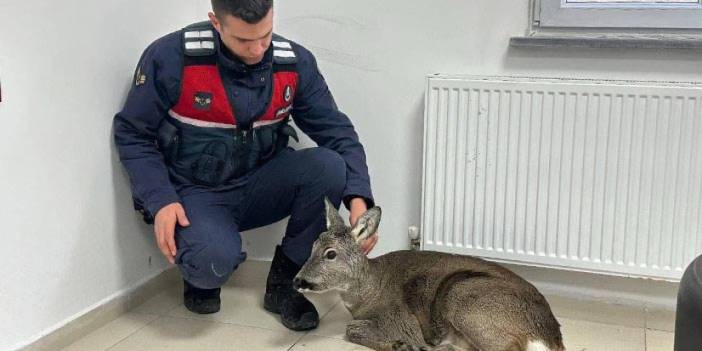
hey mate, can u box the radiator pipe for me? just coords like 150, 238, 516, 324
409, 226, 421, 251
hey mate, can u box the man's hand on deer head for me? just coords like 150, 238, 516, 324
349, 198, 379, 255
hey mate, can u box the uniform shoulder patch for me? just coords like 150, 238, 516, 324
183, 21, 216, 57
135, 65, 147, 86
272, 38, 297, 65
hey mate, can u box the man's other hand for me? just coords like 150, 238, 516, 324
349, 198, 379, 255
154, 202, 190, 264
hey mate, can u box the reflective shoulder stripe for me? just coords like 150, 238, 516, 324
184, 30, 214, 39
272, 40, 297, 64
184, 40, 215, 51
271, 34, 297, 64
274, 50, 296, 58
272, 40, 292, 49
183, 22, 216, 57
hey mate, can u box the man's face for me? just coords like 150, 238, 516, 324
208, 9, 274, 65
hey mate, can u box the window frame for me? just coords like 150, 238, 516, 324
536, 0, 702, 30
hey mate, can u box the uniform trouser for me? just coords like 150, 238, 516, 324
174, 147, 347, 289
675, 254, 702, 351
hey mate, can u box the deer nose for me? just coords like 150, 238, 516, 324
293, 277, 312, 291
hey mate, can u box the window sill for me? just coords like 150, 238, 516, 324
510, 34, 702, 49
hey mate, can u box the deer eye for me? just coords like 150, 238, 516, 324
324, 249, 337, 260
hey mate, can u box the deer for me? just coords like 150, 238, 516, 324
293, 199, 565, 351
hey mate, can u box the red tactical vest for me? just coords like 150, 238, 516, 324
157, 22, 301, 187
169, 38, 299, 129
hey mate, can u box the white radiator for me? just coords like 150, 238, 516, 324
421, 75, 702, 281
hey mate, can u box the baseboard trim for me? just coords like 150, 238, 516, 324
504, 263, 680, 311
17, 267, 180, 351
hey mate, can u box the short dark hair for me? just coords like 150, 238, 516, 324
211, 0, 273, 24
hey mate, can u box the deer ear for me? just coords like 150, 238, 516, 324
350, 207, 381, 243
325, 197, 344, 230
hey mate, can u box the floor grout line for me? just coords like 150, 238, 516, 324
77, 266, 342, 351
129, 297, 182, 318
285, 300, 343, 351
68, 295, 670, 351
149, 300, 343, 334
125, 285, 343, 335
286, 331, 310, 351
64, 273, 674, 351
102, 313, 312, 350
67, 263, 345, 351
554, 315, 647, 329
153, 312, 303, 333
104, 315, 163, 351
319, 300, 342, 320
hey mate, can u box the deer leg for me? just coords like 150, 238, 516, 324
423, 309, 449, 346
346, 320, 430, 351
404, 275, 448, 347
346, 319, 395, 351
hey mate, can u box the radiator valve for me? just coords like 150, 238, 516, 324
408, 226, 421, 251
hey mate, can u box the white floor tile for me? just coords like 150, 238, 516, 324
167, 279, 339, 332
290, 335, 371, 351
646, 329, 674, 351
61, 313, 158, 351
108, 316, 300, 351
560, 317, 646, 351
312, 301, 352, 340
547, 295, 647, 328
64, 259, 663, 351
131, 289, 181, 316
645, 308, 676, 332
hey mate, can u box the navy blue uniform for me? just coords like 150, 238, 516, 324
113, 26, 374, 288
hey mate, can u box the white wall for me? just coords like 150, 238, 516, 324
0, 1, 204, 350
246, 0, 702, 259
2, 0, 698, 349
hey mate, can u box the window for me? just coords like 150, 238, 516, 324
536, 0, 702, 30
512, 0, 702, 48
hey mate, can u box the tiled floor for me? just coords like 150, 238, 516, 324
61, 261, 676, 351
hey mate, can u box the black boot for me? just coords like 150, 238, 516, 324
264, 246, 319, 331
183, 279, 221, 314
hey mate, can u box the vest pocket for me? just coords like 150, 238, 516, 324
256, 127, 276, 161
191, 141, 228, 186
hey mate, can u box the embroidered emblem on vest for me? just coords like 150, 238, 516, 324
194, 92, 213, 110
284, 85, 293, 102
